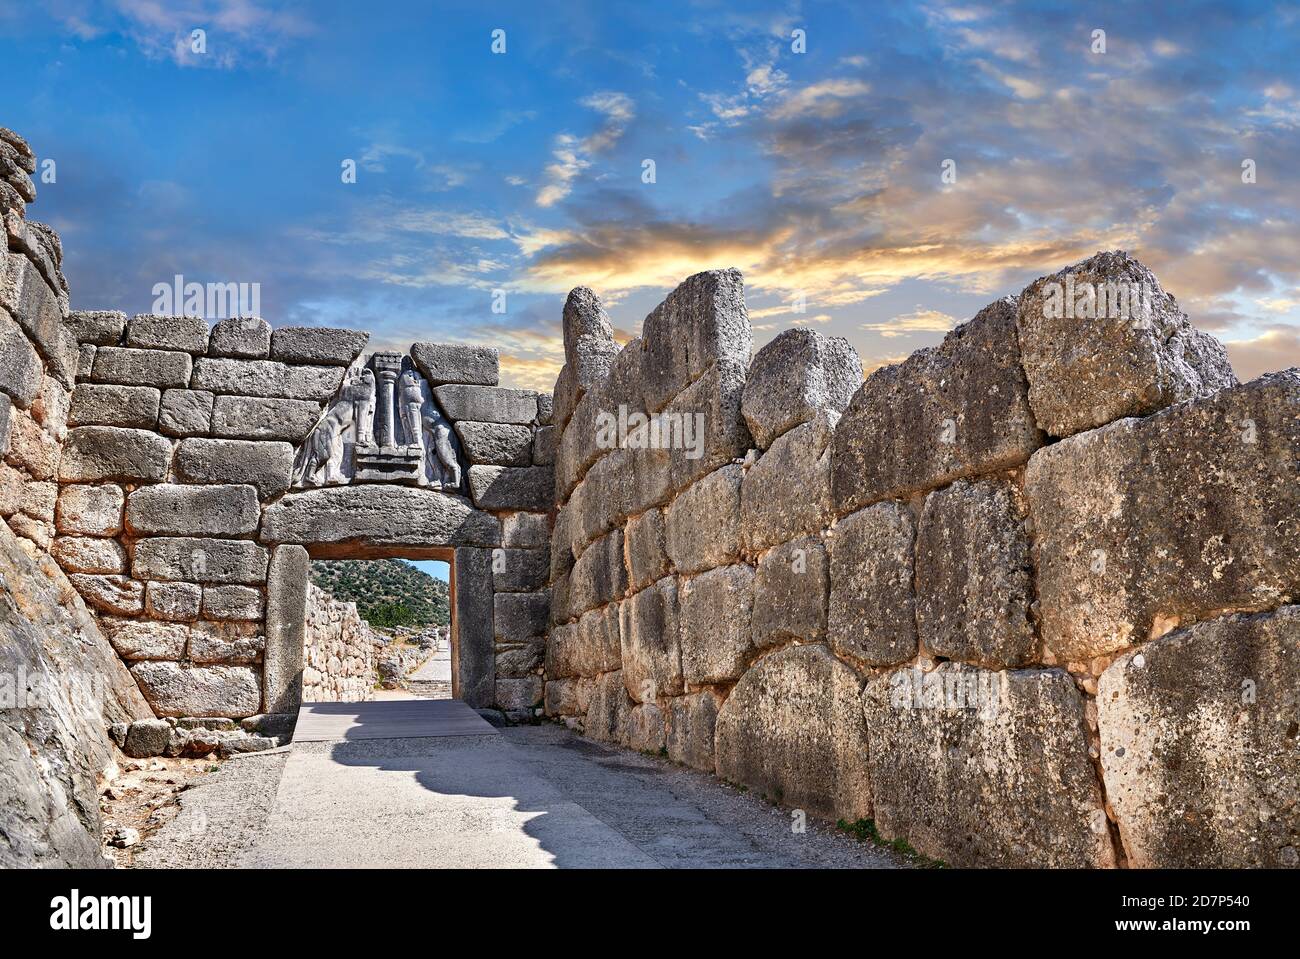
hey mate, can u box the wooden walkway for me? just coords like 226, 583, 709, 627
292, 697, 498, 742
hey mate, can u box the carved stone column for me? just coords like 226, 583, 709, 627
371, 351, 403, 448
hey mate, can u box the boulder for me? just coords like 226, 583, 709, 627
531, 425, 556, 466
751, 534, 828, 649
454, 421, 534, 466
496, 677, 543, 711
715, 644, 870, 821
99, 617, 189, 660
663, 358, 751, 492
124, 313, 209, 354
915, 480, 1036, 668
561, 287, 619, 392
132, 536, 269, 584
1024, 371, 1300, 661
0, 251, 78, 387
666, 691, 719, 771
624, 507, 670, 592
862, 664, 1115, 867
90, 346, 192, 388
827, 502, 917, 667
741, 411, 835, 552
679, 564, 755, 684
51, 535, 127, 574
567, 528, 627, 616
269, 326, 369, 365
619, 576, 683, 701
174, 437, 293, 498
832, 297, 1042, 514
411, 341, 499, 386
123, 719, 173, 759
208, 316, 271, 358
58, 426, 172, 482
68, 574, 144, 615
1016, 251, 1237, 438
467, 464, 553, 511
501, 510, 550, 549
66, 309, 126, 346
126, 483, 260, 537
1098, 607, 1300, 868
68, 383, 160, 429
585, 670, 631, 744
0, 309, 41, 408
627, 702, 666, 753
491, 547, 549, 593
665, 463, 742, 574
742, 329, 861, 450
129, 661, 262, 718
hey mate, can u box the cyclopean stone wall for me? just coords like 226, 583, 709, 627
302, 583, 377, 702
543, 256, 1300, 869
1, 125, 154, 866
49, 308, 553, 721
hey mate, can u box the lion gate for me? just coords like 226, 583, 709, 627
52, 313, 554, 720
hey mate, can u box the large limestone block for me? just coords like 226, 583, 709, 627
1016, 251, 1237, 438
126, 483, 260, 537
752, 534, 828, 649
55, 483, 123, 536
68, 383, 160, 429
827, 502, 917, 667
59, 426, 172, 482
679, 564, 755, 684
561, 287, 619, 392
188, 627, 264, 664
640, 269, 750, 413
544, 677, 592, 717
915, 480, 1036, 668
741, 412, 834, 552
90, 346, 192, 388
0, 393, 10, 458
494, 591, 550, 643
455, 546, 496, 708
0, 251, 78, 387
863, 664, 1114, 867
68, 574, 144, 615
454, 421, 533, 466
501, 510, 550, 549
208, 316, 270, 358
1098, 607, 1300, 868
496, 677, 543, 711
157, 389, 214, 437
663, 358, 751, 492
174, 437, 293, 498
551, 362, 580, 433
626, 702, 666, 753
264, 545, 309, 714
619, 576, 684, 701
133, 536, 269, 584
0, 308, 42, 407
666, 691, 719, 771
665, 463, 742, 574
200, 585, 265, 621
210, 394, 320, 441
6, 409, 60, 479
715, 644, 871, 821
100, 617, 190, 660
66, 309, 126, 346
51, 535, 126, 574
585, 670, 631, 744
832, 298, 1042, 514
742, 329, 861, 450
434, 384, 537, 425
532, 425, 556, 466
260, 484, 501, 550
568, 528, 627, 616
145, 581, 202, 622
577, 602, 622, 674
191, 357, 343, 401
467, 464, 553, 511
543, 622, 583, 680
624, 507, 669, 591
269, 326, 369, 366
492, 547, 549, 593
411, 341, 499, 386
1024, 371, 1300, 661
124, 313, 209, 354
129, 661, 262, 718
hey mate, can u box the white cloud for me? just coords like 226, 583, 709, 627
536, 92, 635, 208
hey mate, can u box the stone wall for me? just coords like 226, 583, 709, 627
302, 583, 377, 702
543, 256, 1299, 869
47, 304, 554, 719
1, 125, 155, 866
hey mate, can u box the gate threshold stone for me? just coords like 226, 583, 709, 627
292, 698, 499, 741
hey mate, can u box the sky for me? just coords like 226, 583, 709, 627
2, 0, 1299, 389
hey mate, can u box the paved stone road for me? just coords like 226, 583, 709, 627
237, 699, 907, 869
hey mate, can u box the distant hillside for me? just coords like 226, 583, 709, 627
309, 559, 450, 629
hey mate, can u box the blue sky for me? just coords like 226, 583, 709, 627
3, 0, 1300, 387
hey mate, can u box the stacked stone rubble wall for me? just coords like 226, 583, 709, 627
302, 583, 378, 702
543, 256, 1298, 869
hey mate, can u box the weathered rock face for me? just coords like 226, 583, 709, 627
1098, 607, 1300, 868
751, 535, 828, 649
915, 480, 1036, 668
0, 521, 151, 867
831, 298, 1042, 514
619, 576, 683, 702
665, 463, 742, 574
714, 645, 871, 821
740, 412, 835, 552
411, 341, 499, 387
679, 563, 755, 684
1025, 371, 1300, 661
1015, 251, 1237, 438
827, 502, 917, 667
863, 664, 1115, 867
741, 328, 861, 450
129, 661, 262, 718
